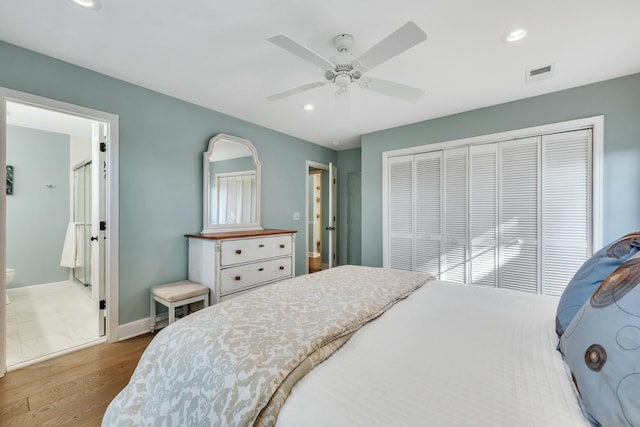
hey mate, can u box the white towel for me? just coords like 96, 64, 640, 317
60, 222, 79, 268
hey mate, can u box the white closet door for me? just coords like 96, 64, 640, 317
469, 144, 498, 287
388, 156, 414, 271
499, 137, 540, 293
415, 152, 442, 276
541, 129, 591, 296
443, 147, 468, 283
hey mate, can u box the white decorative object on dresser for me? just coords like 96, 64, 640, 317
187, 230, 297, 303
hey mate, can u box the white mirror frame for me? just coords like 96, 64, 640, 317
202, 134, 262, 233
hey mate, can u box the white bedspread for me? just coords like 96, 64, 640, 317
277, 281, 590, 427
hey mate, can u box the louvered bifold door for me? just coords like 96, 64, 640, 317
415, 152, 443, 276
469, 144, 498, 287
541, 130, 591, 296
442, 147, 468, 283
499, 137, 540, 293
388, 156, 415, 271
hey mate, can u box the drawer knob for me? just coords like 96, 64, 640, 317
280, 244, 285, 249
258, 268, 264, 272
236, 249, 242, 254
235, 275, 241, 281
279, 266, 285, 270
258, 244, 265, 248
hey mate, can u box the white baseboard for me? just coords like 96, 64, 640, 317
118, 314, 169, 341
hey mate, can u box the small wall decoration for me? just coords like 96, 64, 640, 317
6, 165, 13, 195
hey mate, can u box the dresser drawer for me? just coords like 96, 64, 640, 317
219, 281, 277, 302
220, 235, 292, 266
220, 257, 292, 295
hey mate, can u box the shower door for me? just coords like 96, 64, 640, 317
73, 161, 92, 286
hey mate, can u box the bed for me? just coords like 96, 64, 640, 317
103, 265, 592, 426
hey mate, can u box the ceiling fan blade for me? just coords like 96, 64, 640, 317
362, 77, 425, 102
265, 81, 327, 101
354, 22, 427, 71
267, 35, 335, 69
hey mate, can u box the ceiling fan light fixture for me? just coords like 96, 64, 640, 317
71, 0, 101, 9
505, 28, 527, 42
334, 73, 352, 88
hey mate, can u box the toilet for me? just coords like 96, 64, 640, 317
6, 268, 14, 304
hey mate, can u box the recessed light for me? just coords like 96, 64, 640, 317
505, 28, 527, 42
332, 141, 340, 147
71, 0, 101, 10
303, 104, 315, 111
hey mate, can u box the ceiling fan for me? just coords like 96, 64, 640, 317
265, 21, 427, 103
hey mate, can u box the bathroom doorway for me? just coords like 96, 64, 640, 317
1, 89, 119, 374
306, 161, 337, 274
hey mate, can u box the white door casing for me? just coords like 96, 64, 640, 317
0, 87, 119, 376
383, 116, 603, 297
306, 161, 338, 272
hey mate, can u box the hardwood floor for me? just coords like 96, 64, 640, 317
0, 333, 153, 427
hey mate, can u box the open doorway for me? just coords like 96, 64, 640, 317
1, 89, 119, 374
306, 162, 337, 274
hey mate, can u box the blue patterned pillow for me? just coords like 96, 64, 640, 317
556, 232, 640, 337
559, 256, 640, 426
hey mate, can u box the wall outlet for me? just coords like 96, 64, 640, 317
293, 211, 300, 220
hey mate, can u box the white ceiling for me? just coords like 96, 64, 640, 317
1, 0, 639, 150
6, 101, 93, 138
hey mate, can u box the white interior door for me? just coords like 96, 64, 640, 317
499, 137, 540, 294
327, 162, 337, 268
469, 144, 498, 287
415, 152, 442, 276
383, 118, 600, 297
541, 129, 592, 296
442, 147, 468, 283
91, 121, 107, 336
306, 161, 338, 272
387, 155, 414, 270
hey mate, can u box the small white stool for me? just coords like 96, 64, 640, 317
150, 280, 210, 332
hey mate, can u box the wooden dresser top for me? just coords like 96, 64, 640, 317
185, 229, 297, 240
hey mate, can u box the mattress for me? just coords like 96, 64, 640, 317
276, 280, 590, 426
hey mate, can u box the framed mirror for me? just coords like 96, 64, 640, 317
202, 134, 262, 233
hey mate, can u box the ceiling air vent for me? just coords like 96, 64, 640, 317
526, 63, 554, 83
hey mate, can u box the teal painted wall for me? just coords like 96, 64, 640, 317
336, 148, 361, 265
6, 125, 70, 287
361, 73, 640, 267
0, 41, 337, 324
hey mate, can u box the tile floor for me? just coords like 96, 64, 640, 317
6, 280, 100, 367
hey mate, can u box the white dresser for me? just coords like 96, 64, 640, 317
187, 229, 297, 303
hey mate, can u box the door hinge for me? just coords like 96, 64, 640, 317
99, 300, 106, 310
100, 221, 106, 231
100, 142, 106, 152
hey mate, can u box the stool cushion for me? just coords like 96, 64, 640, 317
152, 280, 209, 302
